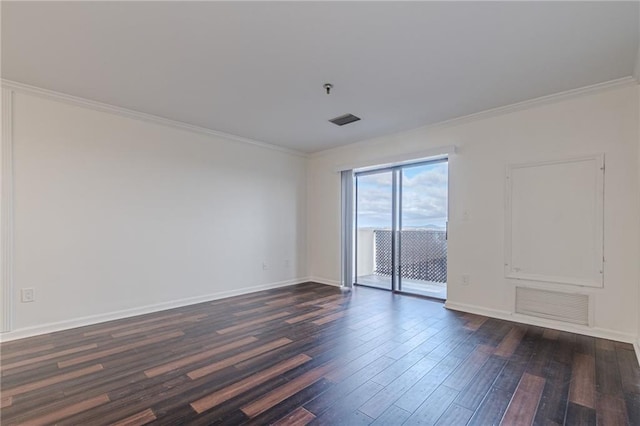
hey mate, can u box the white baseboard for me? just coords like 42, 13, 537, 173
307, 276, 341, 287
634, 339, 640, 367
0, 278, 315, 342
445, 301, 636, 344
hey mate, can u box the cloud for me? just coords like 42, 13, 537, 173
357, 163, 448, 228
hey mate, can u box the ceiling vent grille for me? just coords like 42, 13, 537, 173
515, 287, 589, 325
329, 114, 361, 126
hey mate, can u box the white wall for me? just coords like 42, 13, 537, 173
3, 82, 639, 345
6, 90, 307, 335
356, 229, 375, 276
308, 84, 640, 341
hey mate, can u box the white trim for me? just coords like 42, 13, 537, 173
334, 145, 456, 173
430, 77, 637, 131
313, 76, 637, 159
308, 276, 341, 287
4, 77, 634, 159
0, 79, 307, 158
634, 339, 640, 367
444, 301, 636, 344
0, 278, 316, 342
505, 154, 605, 288
1, 88, 14, 332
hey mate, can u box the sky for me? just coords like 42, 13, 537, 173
356, 162, 448, 229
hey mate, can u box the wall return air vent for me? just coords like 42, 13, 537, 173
515, 287, 589, 326
329, 113, 361, 126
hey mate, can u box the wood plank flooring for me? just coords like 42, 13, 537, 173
1, 282, 639, 425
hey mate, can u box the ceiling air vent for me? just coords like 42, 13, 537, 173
329, 113, 361, 126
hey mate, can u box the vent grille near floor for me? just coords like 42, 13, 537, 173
515, 287, 589, 325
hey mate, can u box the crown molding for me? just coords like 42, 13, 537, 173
427, 76, 638, 130
1, 88, 14, 332
0, 79, 308, 158
4, 76, 635, 161
311, 76, 638, 159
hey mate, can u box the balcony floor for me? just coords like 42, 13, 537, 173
355, 274, 447, 300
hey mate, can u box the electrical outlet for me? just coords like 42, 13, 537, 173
461, 274, 470, 286
284, 259, 290, 268
262, 261, 268, 270
21, 288, 35, 303
462, 210, 470, 222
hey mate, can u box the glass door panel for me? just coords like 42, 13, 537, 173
398, 161, 448, 299
355, 170, 393, 291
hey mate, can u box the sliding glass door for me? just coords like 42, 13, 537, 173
355, 159, 448, 299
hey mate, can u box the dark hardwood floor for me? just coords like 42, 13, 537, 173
1, 282, 639, 425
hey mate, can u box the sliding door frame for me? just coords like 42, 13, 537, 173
353, 157, 448, 296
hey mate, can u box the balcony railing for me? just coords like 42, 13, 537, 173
358, 229, 447, 284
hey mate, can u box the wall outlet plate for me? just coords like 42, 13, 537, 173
21, 288, 35, 302
461, 274, 470, 286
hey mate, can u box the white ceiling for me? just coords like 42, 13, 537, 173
2, 2, 639, 153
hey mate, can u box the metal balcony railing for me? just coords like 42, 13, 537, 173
373, 230, 447, 283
